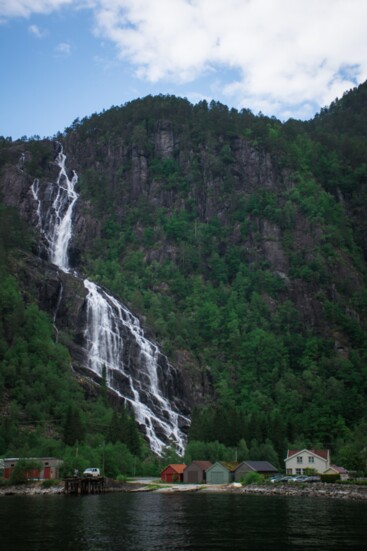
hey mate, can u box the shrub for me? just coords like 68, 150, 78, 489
320, 474, 340, 483
241, 471, 265, 485
10, 459, 41, 485
115, 474, 127, 483
41, 479, 59, 488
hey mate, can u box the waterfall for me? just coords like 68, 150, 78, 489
31, 144, 189, 455
30, 150, 78, 271
83, 280, 187, 455
50, 151, 79, 270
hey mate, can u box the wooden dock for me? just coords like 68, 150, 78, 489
64, 476, 105, 495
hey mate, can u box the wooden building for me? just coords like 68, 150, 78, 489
206, 462, 239, 485
234, 461, 278, 481
161, 464, 186, 483
4, 457, 63, 480
324, 465, 349, 480
183, 461, 212, 483
285, 449, 330, 475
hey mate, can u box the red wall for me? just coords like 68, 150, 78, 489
161, 466, 183, 483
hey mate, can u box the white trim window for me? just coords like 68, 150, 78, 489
297, 456, 303, 463
308, 456, 315, 463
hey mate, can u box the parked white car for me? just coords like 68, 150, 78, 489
83, 467, 101, 477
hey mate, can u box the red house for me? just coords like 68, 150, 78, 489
161, 464, 186, 483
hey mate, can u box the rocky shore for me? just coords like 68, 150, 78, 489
229, 482, 367, 501
0, 478, 141, 497
144, 481, 367, 501
1, 481, 367, 501
0, 482, 65, 497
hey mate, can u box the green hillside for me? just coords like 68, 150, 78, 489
1, 84, 367, 471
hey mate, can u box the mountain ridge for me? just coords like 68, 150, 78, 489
1, 84, 367, 469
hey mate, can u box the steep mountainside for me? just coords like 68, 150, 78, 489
1, 85, 367, 467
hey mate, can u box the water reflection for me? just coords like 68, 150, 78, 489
285, 497, 367, 549
1, 493, 367, 550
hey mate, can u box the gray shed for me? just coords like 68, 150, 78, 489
206, 462, 240, 485
183, 461, 212, 483
234, 460, 278, 482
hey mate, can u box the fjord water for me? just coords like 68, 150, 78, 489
1, 493, 367, 550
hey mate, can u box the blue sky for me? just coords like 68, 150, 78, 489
1, 0, 367, 140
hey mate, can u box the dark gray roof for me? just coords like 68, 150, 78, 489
237, 461, 278, 472
188, 461, 212, 470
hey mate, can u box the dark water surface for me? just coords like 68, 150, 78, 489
1, 492, 367, 550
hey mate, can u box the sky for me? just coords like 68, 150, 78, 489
1, 0, 367, 140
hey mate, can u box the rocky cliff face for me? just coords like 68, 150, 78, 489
0, 127, 360, 361
13, 251, 88, 365
59, 123, 364, 345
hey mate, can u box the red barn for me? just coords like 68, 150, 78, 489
160, 464, 186, 483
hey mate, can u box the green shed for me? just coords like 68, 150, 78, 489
206, 462, 239, 485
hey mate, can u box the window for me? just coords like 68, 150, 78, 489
297, 456, 303, 463
296, 468, 302, 475
308, 456, 314, 463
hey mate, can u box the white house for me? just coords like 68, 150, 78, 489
285, 449, 330, 475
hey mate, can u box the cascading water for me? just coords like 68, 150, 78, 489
31, 144, 189, 455
30, 149, 78, 271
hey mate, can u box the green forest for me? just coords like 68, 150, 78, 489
1, 82, 367, 476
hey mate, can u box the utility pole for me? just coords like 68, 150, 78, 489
102, 441, 105, 476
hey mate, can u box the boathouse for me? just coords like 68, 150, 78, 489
234, 460, 278, 481
161, 464, 186, 483
206, 462, 239, 484
183, 461, 212, 483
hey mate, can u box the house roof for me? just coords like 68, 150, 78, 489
219, 461, 240, 472
329, 464, 348, 474
239, 461, 278, 472
287, 449, 329, 461
162, 464, 186, 474
4, 457, 62, 461
187, 461, 212, 470
3, 457, 63, 466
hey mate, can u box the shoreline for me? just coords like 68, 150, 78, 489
1, 480, 367, 501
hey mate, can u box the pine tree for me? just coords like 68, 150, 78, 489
126, 411, 141, 456
107, 410, 120, 443
119, 405, 130, 443
63, 405, 85, 446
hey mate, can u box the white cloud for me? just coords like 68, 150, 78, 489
91, 0, 367, 119
1, 0, 367, 119
28, 24, 47, 38
0, 0, 73, 18
55, 41, 72, 56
